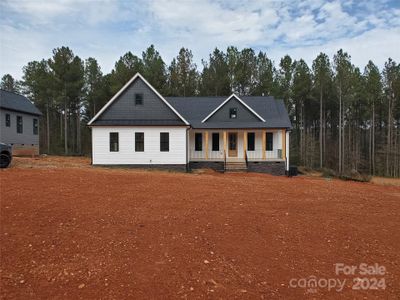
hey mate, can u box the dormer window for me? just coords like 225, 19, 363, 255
135, 93, 143, 105
229, 107, 237, 119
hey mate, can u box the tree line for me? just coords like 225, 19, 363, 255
1, 45, 399, 177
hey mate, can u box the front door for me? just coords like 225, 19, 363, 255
228, 132, 238, 157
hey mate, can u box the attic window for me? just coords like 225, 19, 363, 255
229, 108, 237, 119
135, 93, 143, 105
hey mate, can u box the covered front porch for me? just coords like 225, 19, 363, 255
188, 129, 288, 163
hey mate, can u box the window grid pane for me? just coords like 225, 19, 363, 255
247, 132, 255, 151
195, 133, 202, 151
33, 119, 38, 135
266, 132, 273, 151
135, 132, 144, 152
16, 116, 23, 134
135, 93, 143, 105
110, 132, 119, 152
5, 114, 10, 127
229, 107, 237, 119
212, 133, 219, 151
160, 132, 169, 152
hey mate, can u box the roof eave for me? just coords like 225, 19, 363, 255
0, 106, 42, 116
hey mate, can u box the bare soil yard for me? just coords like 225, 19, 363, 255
1, 157, 399, 299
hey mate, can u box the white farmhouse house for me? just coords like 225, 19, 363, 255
88, 73, 291, 175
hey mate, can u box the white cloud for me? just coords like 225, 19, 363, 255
268, 27, 400, 69
149, 0, 279, 45
3, 0, 120, 25
0, 0, 399, 80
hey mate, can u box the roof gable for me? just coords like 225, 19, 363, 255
88, 73, 189, 126
0, 90, 42, 116
166, 96, 292, 129
201, 94, 265, 123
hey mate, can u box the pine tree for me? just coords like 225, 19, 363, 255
1, 74, 21, 93
142, 45, 167, 93
312, 53, 332, 168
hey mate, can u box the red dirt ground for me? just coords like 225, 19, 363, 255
1, 157, 399, 299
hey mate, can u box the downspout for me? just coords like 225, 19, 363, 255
286, 129, 291, 173
186, 126, 190, 172
89, 125, 93, 165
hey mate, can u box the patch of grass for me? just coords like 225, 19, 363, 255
321, 168, 336, 178
371, 177, 400, 186
338, 174, 371, 183
320, 167, 371, 183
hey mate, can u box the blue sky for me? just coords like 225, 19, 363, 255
1, 0, 399, 79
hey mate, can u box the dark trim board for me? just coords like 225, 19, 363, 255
92, 161, 286, 175
247, 161, 286, 175
189, 161, 225, 172
92, 164, 187, 172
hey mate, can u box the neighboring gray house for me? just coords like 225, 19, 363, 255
0, 89, 42, 155
88, 73, 292, 175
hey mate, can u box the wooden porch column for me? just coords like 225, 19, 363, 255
223, 131, 227, 154
205, 131, 209, 159
282, 130, 286, 159
243, 131, 247, 159
262, 130, 266, 159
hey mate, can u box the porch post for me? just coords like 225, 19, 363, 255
223, 131, 227, 154
262, 130, 266, 159
282, 130, 286, 160
243, 131, 247, 159
205, 131, 209, 159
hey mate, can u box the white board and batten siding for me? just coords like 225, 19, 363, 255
92, 127, 187, 165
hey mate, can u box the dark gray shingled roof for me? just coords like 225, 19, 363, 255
0, 89, 42, 116
92, 119, 186, 126
166, 96, 292, 129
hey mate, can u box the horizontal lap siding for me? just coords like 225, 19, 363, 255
0, 109, 39, 146
92, 127, 187, 165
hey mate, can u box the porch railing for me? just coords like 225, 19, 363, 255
190, 148, 283, 161
246, 148, 282, 160
190, 149, 224, 160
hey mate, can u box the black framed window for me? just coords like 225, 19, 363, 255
247, 132, 255, 151
33, 119, 38, 135
135, 132, 144, 152
135, 93, 143, 105
266, 132, 273, 151
16, 116, 23, 133
195, 133, 202, 151
160, 132, 169, 152
110, 132, 119, 152
5, 114, 10, 127
229, 107, 237, 119
212, 133, 219, 151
